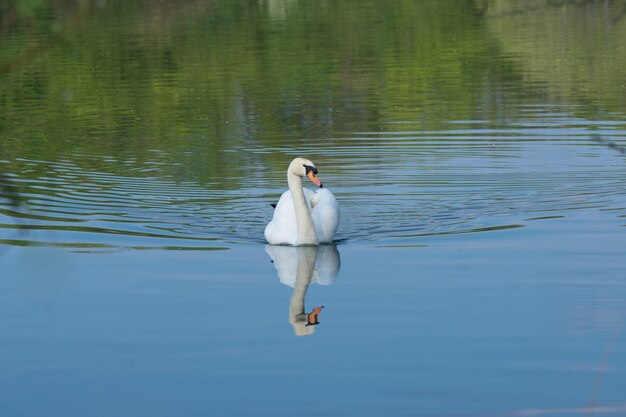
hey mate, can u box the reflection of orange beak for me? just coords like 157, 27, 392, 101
306, 170, 322, 187
306, 306, 324, 326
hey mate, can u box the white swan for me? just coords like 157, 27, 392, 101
265, 157, 339, 245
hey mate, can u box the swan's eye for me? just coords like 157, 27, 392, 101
303, 165, 318, 175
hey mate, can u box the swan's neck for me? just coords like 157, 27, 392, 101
288, 172, 318, 245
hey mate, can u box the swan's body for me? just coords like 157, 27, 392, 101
265, 158, 339, 245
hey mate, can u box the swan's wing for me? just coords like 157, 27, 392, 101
265, 191, 298, 245
303, 188, 316, 208
309, 188, 320, 208
311, 188, 340, 244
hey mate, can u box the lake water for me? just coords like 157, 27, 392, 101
1, 1, 626, 416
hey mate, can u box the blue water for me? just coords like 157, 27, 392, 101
2, 1, 626, 416
2, 209, 626, 416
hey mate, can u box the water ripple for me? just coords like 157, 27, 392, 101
2, 115, 626, 250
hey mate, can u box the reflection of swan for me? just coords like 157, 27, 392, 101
266, 245, 341, 336
265, 245, 341, 287
265, 158, 339, 245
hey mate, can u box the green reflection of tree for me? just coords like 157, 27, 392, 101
0, 0, 624, 187
0, 0, 501, 184
484, 0, 626, 117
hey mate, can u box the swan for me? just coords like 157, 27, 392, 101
265, 157, 339, 246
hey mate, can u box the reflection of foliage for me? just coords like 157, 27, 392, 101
483, 0, 626, 19
0, 171, 26, 256
0, 0, 97, 75
0, 0, 625, 187
0, 172, 21, 208
484, 0, 626, 116
0, 0, 507, 184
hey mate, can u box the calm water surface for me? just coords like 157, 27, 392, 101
1, 1, 626, 416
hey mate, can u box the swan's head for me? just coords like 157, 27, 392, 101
288, 157, 323, 187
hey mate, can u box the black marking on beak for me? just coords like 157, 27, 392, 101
303, 164, 318, 175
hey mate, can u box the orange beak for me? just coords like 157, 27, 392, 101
306, 306, 324, 326
306, 170, 322, 187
